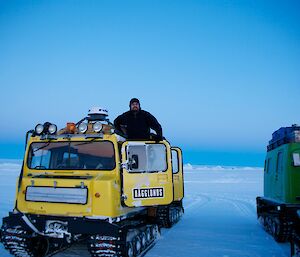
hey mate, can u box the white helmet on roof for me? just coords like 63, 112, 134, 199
88, 107, 108, 117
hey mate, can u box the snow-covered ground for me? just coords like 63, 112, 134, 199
0, 160, 290, 257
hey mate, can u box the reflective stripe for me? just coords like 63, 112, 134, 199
26, 187, 87, 204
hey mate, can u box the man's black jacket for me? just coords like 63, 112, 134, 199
114, 110, 162, 140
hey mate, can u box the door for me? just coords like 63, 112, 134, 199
274, 151, 284, 201
122, 141, 173, 207
171, 147, 184, 201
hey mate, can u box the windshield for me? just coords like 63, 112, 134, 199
27, 141, 115, 170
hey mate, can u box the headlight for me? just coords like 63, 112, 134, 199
35, 124, 44, 135
93, 121, 102, 132
78, 122, 88, 133
48, 124, 57, 134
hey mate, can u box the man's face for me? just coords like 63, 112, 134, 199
130, 102, 140, 111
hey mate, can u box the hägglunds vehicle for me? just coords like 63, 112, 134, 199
256, 125, 300, 256
0, 107, 184, 257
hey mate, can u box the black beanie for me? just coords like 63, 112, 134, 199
129, 98, 140, 107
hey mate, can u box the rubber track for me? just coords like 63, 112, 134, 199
156, 206, 183, 228
1, 227, 71, 257
88, 224, 159, 257
259, 214, 291, 242
291, 232, 300, 257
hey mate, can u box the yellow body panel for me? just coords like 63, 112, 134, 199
17, 177, 93, 216
172, 147, 184, 201
16, 134, 136, 218
121, 141, 174, 207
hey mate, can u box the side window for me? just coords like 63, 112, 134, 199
147, 144, 167, 171
276, 152, 283, 177
128, 145, 147, 171
264, 159, 267, 173
292, 152, 300, 166
127, 144, 167, 172
171, 150, 179, 174
264, 158, 271, 173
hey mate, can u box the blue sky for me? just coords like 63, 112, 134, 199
0, 0, 299, 166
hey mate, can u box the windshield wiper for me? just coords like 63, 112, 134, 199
74, 137, 98, 146
32, 165, 47, 169
33, 141, 51, 152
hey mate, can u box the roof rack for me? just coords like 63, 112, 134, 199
267, 124, 300, 151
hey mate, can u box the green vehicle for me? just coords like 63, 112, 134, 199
256, 124, 300, 246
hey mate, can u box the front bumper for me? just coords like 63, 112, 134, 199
2, 212, 120, 237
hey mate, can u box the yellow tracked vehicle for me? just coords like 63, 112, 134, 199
0, 108, 184, 257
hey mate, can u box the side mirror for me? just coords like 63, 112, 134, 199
123, 155, 139, 171
122, 155, 139, 171
131, 155, 139, 169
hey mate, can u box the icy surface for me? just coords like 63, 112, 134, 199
0, 161, 289, 257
